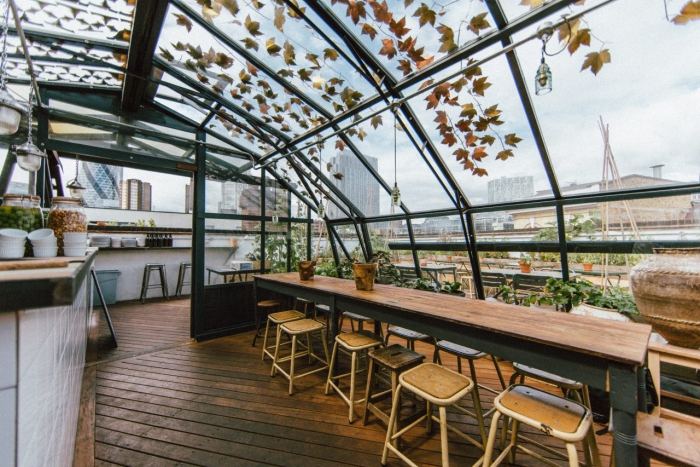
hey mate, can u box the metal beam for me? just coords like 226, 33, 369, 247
10, 26, 129, 53
121, 0, 169, 111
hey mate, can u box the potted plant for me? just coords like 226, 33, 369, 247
413, 277, 438, 292
519, 253, 532, 273
440, 280, 465, 297
580, 253, 600, 272
352, 262, 378, 290
583, 286, 640, 321
538, 278, 598, 311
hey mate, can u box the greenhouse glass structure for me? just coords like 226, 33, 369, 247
0, 0, 699, 465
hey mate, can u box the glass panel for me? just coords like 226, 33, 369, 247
334, 224, 363, 261
204, 232, 256, 284
204, 169, 262, 216
406, 54, 552, 207
519, 2, 700, 196
324, 0, 496, 81
265, 231, 289, 273
7, 59, 123, 87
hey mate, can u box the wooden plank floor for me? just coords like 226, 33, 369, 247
83, 298, 634, 466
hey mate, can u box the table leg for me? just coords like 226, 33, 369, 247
610, 364, 639, 467
208, 270, 211, 285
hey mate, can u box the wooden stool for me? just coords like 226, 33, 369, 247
272, 318, 329, 395
363, 344, 426, 431
140, 263, 169, 303
508, 363, 600, 466
382, 363, 484, 466
385, 325, 435, 351
175, 262, 191, 298
483, 385, 598, 467
261, 309, 305, 361
252, 299, 283, 347
433, 341, 506, 446
326, 330, 384, 423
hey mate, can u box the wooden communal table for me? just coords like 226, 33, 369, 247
255, 272, 652, 466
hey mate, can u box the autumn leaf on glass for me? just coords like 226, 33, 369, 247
505, 133, 522, 147
174, 14, 192, 32
413, 3, 436, 27
219, 0, 240, 16
347, 0, 367, 24
245, 15, 263, 36
379, 39, 398, 59
467, 12, 490, 35
274, 6, 285, 31
460, 103, 477, 118
672, 1, 700, 24
581, 49, 611, 75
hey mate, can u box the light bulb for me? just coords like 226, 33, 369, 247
317, 202, 324, 217
391, 182, 401, 207
535, 59, 552, 95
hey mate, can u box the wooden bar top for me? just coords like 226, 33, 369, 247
256, 273, 651, 367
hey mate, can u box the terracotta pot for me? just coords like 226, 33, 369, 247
297, 260, 316, 281
519, 263, 531, 274
582, 263, 593, 272
630, 248, 700, 348
352, 263, 377, 291
446, 256, 452, 261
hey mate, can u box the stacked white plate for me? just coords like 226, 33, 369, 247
110, 236, 122, 248
28, 228, 58, 258
63, 232, 88, 257
90, 235, 111, 248
0, 228, 28, 259
121, 238, 137, 248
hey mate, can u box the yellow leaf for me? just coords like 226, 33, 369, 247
520, 0, 545, 8
467, 12, 490, 35
568, 28, 590, 54
311, 74, 325, 90
673, 1, 700, 24
274, 6, 285, 31
266, 38, 281, 56
505, 133, 522, 147
581, 49, 611, 75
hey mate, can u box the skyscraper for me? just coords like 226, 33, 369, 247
77, 162, 122, 208
119, 179, 152, 211
185, 183, 193, 213
329, 150, 380, 218
218, 181, 244, 214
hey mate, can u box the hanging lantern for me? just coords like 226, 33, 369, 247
391, 182, 401, 207
14, 140, 44, 172
66, 156, 86, 198
317, 201, 324, 218
535, 58, 552, 95
272, 210, 279, 223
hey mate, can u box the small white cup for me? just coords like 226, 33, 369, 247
63, 247, 87, 257
33, 246, 59, 258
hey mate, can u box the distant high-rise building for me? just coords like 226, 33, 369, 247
487, 175, 534, 204
77, 162, 122, 208
185, 183, 193, 213
219, 181, 244, 214
119, 179, 152, 211
329, 150, 380, 218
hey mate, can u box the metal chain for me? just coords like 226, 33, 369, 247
0, 0, 10, 89
26, 83, 34, 143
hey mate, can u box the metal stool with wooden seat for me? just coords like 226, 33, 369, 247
261, 309, 305, 361
326, 330, 384, 423
175, 262, 191, 298
363, 344, 426, 432
140, 263, 169, 303
271, 318, 329, 395
381, 363, 485, 467
433, 341, 507, 446
385, 325, 435, 351
293, 297, 315, 316
252, 299, 283, 347
483, 384, 599, 467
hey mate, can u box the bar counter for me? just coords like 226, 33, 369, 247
255, 273, 652, 466
0, 252, 96, 466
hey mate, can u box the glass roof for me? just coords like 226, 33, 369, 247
5, 0, 699, 222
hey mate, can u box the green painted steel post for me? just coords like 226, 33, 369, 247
191, 132, 206, 339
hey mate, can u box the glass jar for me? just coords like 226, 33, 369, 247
48, 197, 87, 254
0, 194, 44, 232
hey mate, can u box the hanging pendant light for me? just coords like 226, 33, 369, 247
13, 86, 45, 172
0, 2, 22, 135
66, 156, 86, 199
535, 22, 554, 96
391, 108, 401, 207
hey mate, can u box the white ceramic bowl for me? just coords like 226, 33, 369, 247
27, 229, 55, 242
32, 238, 57, 247
63, 239, 87, 246
0, 238, 26, 246
63, 247, 87, 257
0, 228, 28, 240
63, 232, 88, 241
0, 246, 26, 259
33, 246, 59, 258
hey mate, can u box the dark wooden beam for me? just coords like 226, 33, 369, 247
121, 0, 169, 111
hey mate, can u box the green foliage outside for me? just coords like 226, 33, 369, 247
246, 223, 308, 274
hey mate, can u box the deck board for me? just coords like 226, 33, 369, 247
78, 297, 650, 466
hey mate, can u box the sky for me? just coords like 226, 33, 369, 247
3, 0, 699, 218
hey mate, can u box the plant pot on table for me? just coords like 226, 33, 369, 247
352, 263, 377, 291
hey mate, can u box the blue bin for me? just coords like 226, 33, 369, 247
92, 270, 121, 306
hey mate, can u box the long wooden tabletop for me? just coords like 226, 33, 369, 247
256, 272, 651, 367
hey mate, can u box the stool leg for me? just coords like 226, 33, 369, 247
348, 350, 357, 423
325, 341, 339, 395
439, 406, 449, 467
159, 266, 169, 300
492, 355, 507, 390
362, 357, 375, 425
468, 359, 488, 447
140, 267, 150, 303
482, 411, 503, 466
288, 335, 297, 395
509, 419, 520, 464
566, 443, 579, 467
271, 326, 282, 377
381, 382, 404, 466
320, 328, 329, 365
175, 265, 183, 298
262, 319, 272, 360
